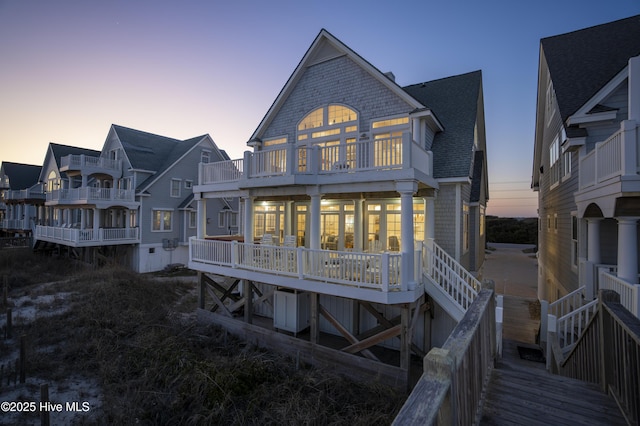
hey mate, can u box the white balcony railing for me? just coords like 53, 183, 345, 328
2, 219, 29, 230
35, 225, 139, 245
46, 187, 135, 203
4, 188, 45, 200
599, 270, 640, 317
190, 238, 403, 292
198, 132, 433, 185
60, 154, 121, 174
579, 120, 639, 190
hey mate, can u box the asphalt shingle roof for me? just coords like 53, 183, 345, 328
112, 125, 205, 190
1, 162, 42, 190
542, 14, 640, 121
403, 70, 482, 179
49, 143, 100, 167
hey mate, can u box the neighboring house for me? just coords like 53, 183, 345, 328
532, 15, 640, 308
189, 29, 489, 383
33, 125, 235, 273
0, 161, 44, 236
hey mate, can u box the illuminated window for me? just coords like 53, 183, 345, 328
372, 117, 409, 129
152, 209, 172, 232
264, 137, 287, 147
328, 105, 357, 125
298, 107, 324, 130
549, 136, 560, 187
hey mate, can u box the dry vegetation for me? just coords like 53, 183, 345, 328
0, 249, 405, 425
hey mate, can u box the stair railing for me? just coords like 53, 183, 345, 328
422, 239, 481, 312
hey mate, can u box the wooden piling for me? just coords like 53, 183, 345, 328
19, 334, 26, 383
40, 383, 50, 426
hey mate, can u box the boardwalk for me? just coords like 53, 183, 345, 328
480, 244, 625, 425
480, 341, 627, 425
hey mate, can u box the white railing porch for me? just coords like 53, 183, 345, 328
579, 120, 639, 190
2, 219, 29, 230
46, 187, 135, 203
190, 238, 403, 292
35, 225, 139, 245
4, 188, 45, 200
60, 154, 121, 174
599, 270, 640, 317
198, 132, 433, 185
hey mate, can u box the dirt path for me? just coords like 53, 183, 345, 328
483, 243, 540, 344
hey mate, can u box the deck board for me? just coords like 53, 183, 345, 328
479, 346, 626, 425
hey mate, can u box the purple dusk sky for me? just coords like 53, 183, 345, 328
1, 1, 639, 217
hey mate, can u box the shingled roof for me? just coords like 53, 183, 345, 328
1, 162, 42, 190
542, 14, 640, 122
404, 70, 482, 179
112, 125, 207, 190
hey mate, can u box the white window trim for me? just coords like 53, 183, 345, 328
151, 208, 173, 232
170, 179, 181, 198
571, 212, 578, 272
184, 180, 193, 189
188, 210, 197, 228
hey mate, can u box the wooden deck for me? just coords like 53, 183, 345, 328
480, 295, 625, 425
480, 341, 627, 425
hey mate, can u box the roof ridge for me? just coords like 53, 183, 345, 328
542, 14, 640, 42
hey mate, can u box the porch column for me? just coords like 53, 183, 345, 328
397, 181, 417, 290
587, 218, 601, 264
617, 217, 639, 283
196, 195, 206, 239
284, 200, 293, 237
354, 198, 364, 252
243, 196, 254, 244
80, 208, 86, 229
93, 208, 99, 230
309, 188, 321, 250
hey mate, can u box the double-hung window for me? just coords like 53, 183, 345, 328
170, 179, 181, 198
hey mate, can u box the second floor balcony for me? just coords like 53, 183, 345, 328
2, 219, 30, 231
46, 187, 137, 207
577, 120, 640, 196
197, 133, 434, 192
4, 188, 45, 202
60, 154, 122, 179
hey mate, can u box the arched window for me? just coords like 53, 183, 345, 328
297, 105, 359, 171
47, 170, 59, 192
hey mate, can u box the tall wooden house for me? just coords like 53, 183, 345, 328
532, 15, 640, 313
189, 30, 489, 384
33, 125, 236, 272
0, 161, 45, 237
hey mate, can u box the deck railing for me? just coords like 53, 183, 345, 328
549, 290, 639, 425
1, 219, 30, 230
46, 187, 135, 203
579, 120, 639, 190
35, 225, 139, 244
599, 270, 640, 317
61, 154, 121, 173
190, 238, 403, 292
393, 286, 496, 425
422, 239, 480, 312
198, 132, 433, 185
4, 188, 45, 200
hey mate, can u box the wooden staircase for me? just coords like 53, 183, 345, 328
480, 340, 627, 425
421, 240, 481, 321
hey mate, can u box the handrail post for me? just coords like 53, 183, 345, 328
540, 300, 549, 345
424, 348, 455, 425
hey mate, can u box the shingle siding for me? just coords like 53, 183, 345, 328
262, 55, 413, 141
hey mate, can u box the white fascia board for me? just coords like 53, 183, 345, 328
567, 66, 628, 126
437, 177, 472, 185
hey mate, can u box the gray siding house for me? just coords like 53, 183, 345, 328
188, 30, 489, 384
33, 125, 236, 273
0, 161, 45, 236
532, 15, 640, 315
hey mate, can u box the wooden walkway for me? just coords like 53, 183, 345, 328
480, 340, 627, 425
